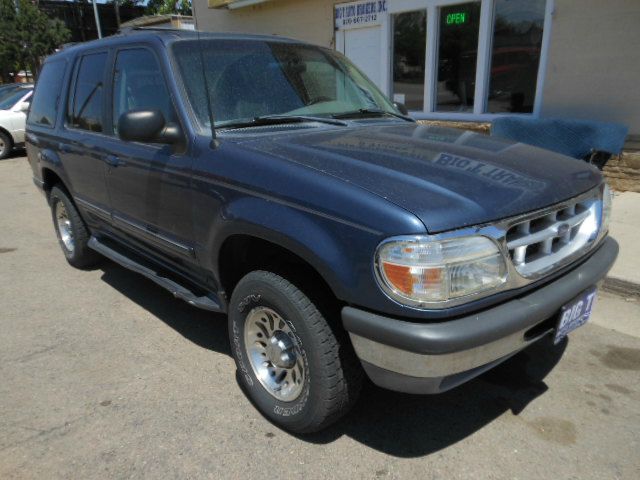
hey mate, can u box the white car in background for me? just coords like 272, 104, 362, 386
0, 85, 34, 159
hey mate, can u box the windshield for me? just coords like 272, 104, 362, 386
172, 39, 399, 130
0, 88, 31, 110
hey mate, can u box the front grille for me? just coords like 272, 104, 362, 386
505, 196, 600, 278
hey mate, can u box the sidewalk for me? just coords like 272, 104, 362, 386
603, 191, 640, 297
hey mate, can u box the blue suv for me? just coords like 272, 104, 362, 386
26, 29, 618, 433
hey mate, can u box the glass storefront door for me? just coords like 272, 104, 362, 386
435, 2, 481, 112
391, 10, 427, 110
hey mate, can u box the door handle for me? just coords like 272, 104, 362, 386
104, 155, 125, 167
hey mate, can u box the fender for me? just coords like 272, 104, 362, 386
204, 194, 381, 303
26, 130, 73, 195
40, 150, 74, 194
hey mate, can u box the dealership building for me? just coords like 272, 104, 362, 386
193, 0, 640, 189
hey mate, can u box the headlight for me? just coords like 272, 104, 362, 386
601, 183, 612, 235
375, 235, 508, 307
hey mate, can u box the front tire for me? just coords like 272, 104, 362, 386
49, 186, 100, 269
228, 270, 362, 433
0, 131, 12, 160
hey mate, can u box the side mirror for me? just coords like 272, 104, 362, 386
19, 102, 30, 112
393, 102, 409, 116
117, 109, 183, 146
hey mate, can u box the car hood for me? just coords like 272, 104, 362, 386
0, 109, 15, 119
237, 123, 602, 233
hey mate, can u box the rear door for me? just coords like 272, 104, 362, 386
26, 59, 69, 186
61, 50, 112, 223
101, 45, 196, 268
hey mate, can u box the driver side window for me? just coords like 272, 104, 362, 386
112, 48, 176, 136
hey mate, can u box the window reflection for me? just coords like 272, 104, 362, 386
436, 2, 481, 112
487, 0, 546, 113
392, 10, 427, 111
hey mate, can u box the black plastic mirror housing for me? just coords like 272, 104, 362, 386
118, 109, 166, 143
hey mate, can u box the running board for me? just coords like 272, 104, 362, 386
88, 236, 224, 313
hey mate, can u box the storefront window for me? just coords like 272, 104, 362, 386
436, 2, 481, 112
336, 0, 551, 118
392, 10, 427, 110
487, 0, 546, 113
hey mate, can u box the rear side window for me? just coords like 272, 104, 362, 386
28, 60, 66, 127
68, 52, 108, 132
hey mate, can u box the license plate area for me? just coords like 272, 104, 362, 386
554, 286, 598, 344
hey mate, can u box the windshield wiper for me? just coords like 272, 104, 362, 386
217, 114, 347, 130
332, 108, 414, 122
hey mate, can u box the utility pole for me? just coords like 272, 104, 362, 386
114, 0, 121, 29
92, 0, 102, 39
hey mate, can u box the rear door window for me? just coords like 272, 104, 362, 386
28, 60, 66, 127
68, 52, 108, 132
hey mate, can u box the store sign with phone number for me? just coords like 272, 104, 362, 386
335, 1, 388, 30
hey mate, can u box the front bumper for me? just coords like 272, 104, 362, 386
342, 237, 619, 394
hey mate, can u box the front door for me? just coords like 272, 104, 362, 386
102, 46, 195, 270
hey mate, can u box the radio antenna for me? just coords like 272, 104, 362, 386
196, 27, 216, 143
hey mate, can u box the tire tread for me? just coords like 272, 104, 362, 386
232, 270, 362, 433
50, 185, 100, 269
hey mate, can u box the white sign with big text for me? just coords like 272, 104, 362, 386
335, 1, 388, 30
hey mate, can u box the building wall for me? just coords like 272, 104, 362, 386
194, 0, 640, 140
193, 0, 336, 48
540, 0, 640, 137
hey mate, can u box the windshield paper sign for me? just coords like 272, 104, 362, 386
335, 1, 387, 30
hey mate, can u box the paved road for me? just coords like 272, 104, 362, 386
1, 155, 640, 479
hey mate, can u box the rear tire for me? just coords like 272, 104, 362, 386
49, 186, 100, 269
0, 131, 12, 160
228, 270, 362, 433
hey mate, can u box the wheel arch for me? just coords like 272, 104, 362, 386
0, 125, 13, 141
217, 233, 343, 309
41, 167, 70, 200
204, 195, 380, 310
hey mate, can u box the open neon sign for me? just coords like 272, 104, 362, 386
446, 12, 467, 25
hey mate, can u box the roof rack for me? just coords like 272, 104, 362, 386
115, 26, 197, 37
134, 26, 188, 32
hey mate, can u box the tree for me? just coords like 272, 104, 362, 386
0, 0, 20, 82
0, 0, 71, 81
106, 0, 146, 28
147, 0, 193, 16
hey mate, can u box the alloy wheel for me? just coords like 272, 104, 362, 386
244, 306, 306, 402
55, 200, 75, 253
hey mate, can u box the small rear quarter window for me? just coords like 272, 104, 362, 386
28, 59, 67, 128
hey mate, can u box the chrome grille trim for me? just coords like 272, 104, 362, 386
505, 196, 600, 278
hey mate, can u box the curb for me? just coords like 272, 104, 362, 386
602, 276, 640, 299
